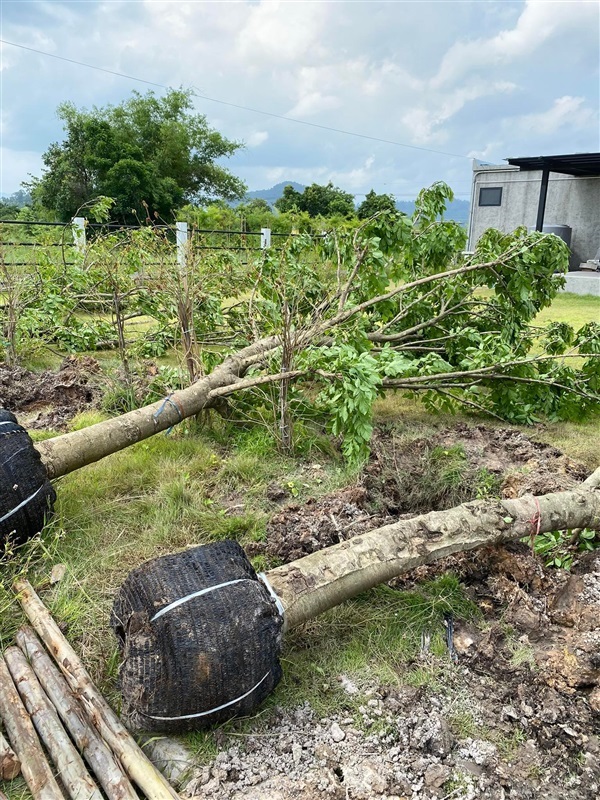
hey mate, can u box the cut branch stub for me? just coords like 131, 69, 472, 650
112, 477, 600, 733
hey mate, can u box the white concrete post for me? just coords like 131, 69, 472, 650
176, 221, 188, 267
261, 227, 271, 249
72, 217, 86, 253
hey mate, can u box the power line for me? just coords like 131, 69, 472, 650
1, 38, 471, 161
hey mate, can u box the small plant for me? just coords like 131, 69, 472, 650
534, 528, 599, 570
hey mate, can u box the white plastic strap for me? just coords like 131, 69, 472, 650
143, 670, 271, 721
0, 484, 45, 524
257, 572, 285, 618
150, 578, 251, 622
5, 445, 31, 466
0, 421, 16, 427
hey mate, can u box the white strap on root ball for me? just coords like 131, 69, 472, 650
0, 410, 56, 547
111, 540, 284, 733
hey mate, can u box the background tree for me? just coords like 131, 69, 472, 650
357, 190, 398, 219
275, 182, 356, 218
28, 89, 246, 224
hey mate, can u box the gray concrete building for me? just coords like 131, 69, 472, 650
467, 153, 600, 279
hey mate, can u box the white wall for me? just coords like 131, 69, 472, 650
468, 165, 600, 268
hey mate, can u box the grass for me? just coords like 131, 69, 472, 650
535, 291, 599, 329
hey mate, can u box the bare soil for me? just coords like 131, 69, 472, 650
264, 424, 588, 563
0, 356, 100, 429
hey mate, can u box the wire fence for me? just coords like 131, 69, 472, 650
0, 216, 328, 272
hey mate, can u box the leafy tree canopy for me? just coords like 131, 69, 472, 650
275, 182, 355, 218
357, 189, 398, 219
28, 89, 246, 224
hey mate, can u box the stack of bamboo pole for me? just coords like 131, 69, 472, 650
0, 580, 180, 800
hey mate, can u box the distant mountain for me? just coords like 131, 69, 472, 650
242, 181, 306, 207
396, 198, 470, 225
238, 182, 471, 224
0, 189, 32, 207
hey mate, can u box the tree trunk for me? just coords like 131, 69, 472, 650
0, 655, 64, 800
16, 627, 138, 800
35, 336, 278, 479
4, 646, 102, 800
267, 472, 600, 630
13, 580, 179, 800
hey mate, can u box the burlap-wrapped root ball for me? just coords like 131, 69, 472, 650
0, 410, 56, 547
111, 540, 284, 733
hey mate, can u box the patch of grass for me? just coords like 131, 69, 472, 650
270, 575, 480, 717
535, 292, 600, 330
508, 640, 537, 670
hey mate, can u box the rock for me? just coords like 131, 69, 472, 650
266, 483, 288, 502
455, 758, 485, 777
292, 742, 303, 765
343, 759, 388, 797
330, 722, 345, 743
411, 714, 455, 758
314, 743, 337, 768
423, 763, 451, 788
587, 686, 600, 712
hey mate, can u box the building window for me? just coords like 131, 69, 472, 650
479, 187, 502, 206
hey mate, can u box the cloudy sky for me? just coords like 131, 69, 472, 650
0, 0, 598, 202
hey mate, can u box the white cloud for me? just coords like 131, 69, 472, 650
236, 0, 327, 65
402, 81, 517, 144
511, 96, 598, 136
246, 130, 269, 147
433, 0, 599, 87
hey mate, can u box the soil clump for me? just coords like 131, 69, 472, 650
0, 356, 100, 428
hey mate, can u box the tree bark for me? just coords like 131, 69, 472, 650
35, 336, 278, 479
267, 473, 600, 630
0, 730, 20, 781
4, 646, 102, 800
16, 627, 138, 800
0, 655, 64, 800
13, 581, 179, 800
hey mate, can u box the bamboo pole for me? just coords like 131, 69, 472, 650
12, 580, 179, 800
0, 655, 64, 800
4, 647, 102, 800
0, 730, 20, 781
16, 627, 138, 800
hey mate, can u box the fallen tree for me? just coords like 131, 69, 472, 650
2, 183, 599, 545
105, 468, 600, 732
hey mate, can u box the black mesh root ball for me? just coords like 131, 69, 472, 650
111, 540, 284, 733
0, 410, 56, 548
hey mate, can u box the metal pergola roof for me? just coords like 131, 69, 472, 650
506, 153, 600, 177
502, 153, 600, 231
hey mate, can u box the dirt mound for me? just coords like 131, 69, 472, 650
366, 423, 588, 514
265, 486, 392, 563
265, 425, 589, 563
0, 356, 101, 429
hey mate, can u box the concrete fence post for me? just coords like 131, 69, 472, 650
261, 228, 271, 249
72, 217, 86, 253
176, 221, 188, 267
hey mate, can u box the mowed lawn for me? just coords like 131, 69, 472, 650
535, 290, 599, 328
